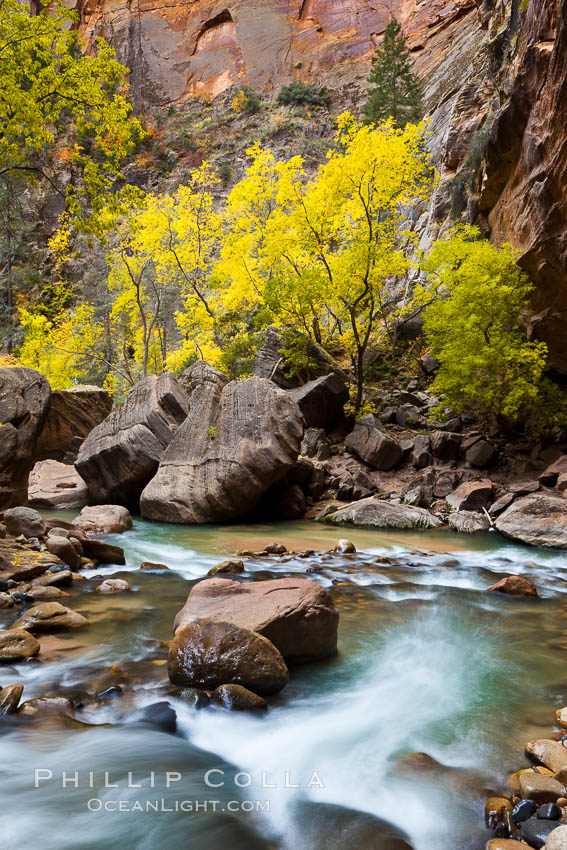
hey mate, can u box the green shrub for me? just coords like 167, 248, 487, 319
276, 82, 330, 108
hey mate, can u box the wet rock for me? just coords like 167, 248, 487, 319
18, 695, 74, 718
26, 585, 70, 601
95, 686, 123, 700
35, 385, 112, 463
173, 576, 338, 663
290, 799, 413, 850
76, 372, 189, 508
518, 771, 565, 803
211, 683, 268, 712
32, 568, 73, 588
208, 559, 245, 576
139, 561, 169, 572
45, 535, 81, 570
486, 841, 531, 850
0, 367, 51, 511
526, 739, 567, 773
168, 618, 288, 695
448, 511, 491, 533
264, 542, 287, 555
95, 578, 131, 593
466, 439, 497, 468
0, 629, 40, 662
174, 687, 210, 709
539, 456, 567, 487
538, 802, 562, 819
487, 575, 538, 597
322, 496, 441, 531
556, 707, 567, 728
431, 430, 461, 461
73, 504, 132, 534
512, 799, 538, 824
496, 495, 567, 549
12, 602, 89, 632
345, 416, 403, 470
140, 370, 303, 524
446, 480, 494, 511
546, 825, 567, 849
2, 507, 46, 539
28, 459, 89, 511
0, 591, 15, 608
0, 683, 24, 715
336, 539, 356, 553
520, 817, 561, 848
138, 701, 177, 735
289, 373, 348, 430
80, 538, 126, 565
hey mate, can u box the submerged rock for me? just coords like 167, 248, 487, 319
75, 372, 189, 508
322, 496, 441, 531
496, 494, 567, 548
173, 576, 338, 663
168, 618, 288, 695
95, 578, 131, 593
138, 701, 177, 735
141, 369, 303, 524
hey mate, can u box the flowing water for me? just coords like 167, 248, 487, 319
2, 518, 567, 850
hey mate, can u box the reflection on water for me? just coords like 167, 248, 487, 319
1, 517, 567, 849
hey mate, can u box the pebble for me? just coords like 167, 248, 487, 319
545, 825, 567, 850
521, 816, 561, 848
336, 539, 356, 554
538, 801, 562, 819
512, 799, 538, 824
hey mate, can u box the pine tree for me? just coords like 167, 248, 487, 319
364, 17, 422, 127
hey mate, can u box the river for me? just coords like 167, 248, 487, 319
1, 518, 567, 849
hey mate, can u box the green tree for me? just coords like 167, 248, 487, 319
412, 226, 565, 428
364, 17, 422, 127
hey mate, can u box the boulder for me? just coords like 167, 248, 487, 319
168, 618, 288, 695
289, 373, 348, 430
446, 480, 494, 511
208, 559, 245, 576
345, 416, 403, 470
396, 403, 425, 427
45, 535, 81, 570
28, 460, 89, 510
301, 428, 330, 459
525, 739, 567, 773
0, 628, 40, 662
418, 351, 440, 375
0, 540, 63, 582
487, 575, 538, 596
27, 585, 70, 601
448, 511, 491, 533
2, 506, 46, 539
495, 494, 567, 548
12, 601, 89, 632
322, 496, 441, 531
466, 439, 497, 468
539, 456, 567, 487
518, 772, 565, 804
75, 372, 189, 508
0, 367, 51, 510
35, 385, 112, 462
211, 683, 268, 712
140, 371, 304, 524
73, 504, 132, 534
173, 576, 338, 663
431, 430, 461, 461
95, 578, 130, 593
253, 326, 345, 389
0, 683, 24, 715
411, 435, 432, 469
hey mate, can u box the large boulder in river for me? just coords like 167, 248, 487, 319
140, 370, 304, 524
322, 496, 442, 530
2, 506, 46, 538
73, 504, 132, 534
495, 494, 567, 548
253, 326, 346, 389
75, 373, 188, 508
345, 415, 403, 470
35, 385, 112, 462
12, 602, 89, 632
28, 460, 89, 510
173, 576, 338, 663
289, 373, 348, 430
0, 367, 51, 511
0, 629, 40, 662
168, 618, 288, 695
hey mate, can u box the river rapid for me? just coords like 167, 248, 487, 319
1, 518, 567, 850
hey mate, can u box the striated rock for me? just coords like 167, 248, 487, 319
345, 416, 403, 470
487, 575, 538, 597
2, 507, 46, 539
0, 683, 24, 715
75, 372, 188, 508
211, 683, 268, 712
0, 367, 51, 511
496, 494, 567, 549
173, 576, 338, 663
253, 326, 345, 390
168, 618, 288, 695
95, 578, 131, 593
0, 628, 40, 662
448, 511, 491, 533
35, 385, 112, 462
322, 496, 441, 530
141, 372, 303, 524
28, 460, 89, 510
446, 480, 493, 511
12, 602, 89, 632
289, 373, 348, 430
73, 504, 132, 534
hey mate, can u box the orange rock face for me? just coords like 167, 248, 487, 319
76, 0, 476, 105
